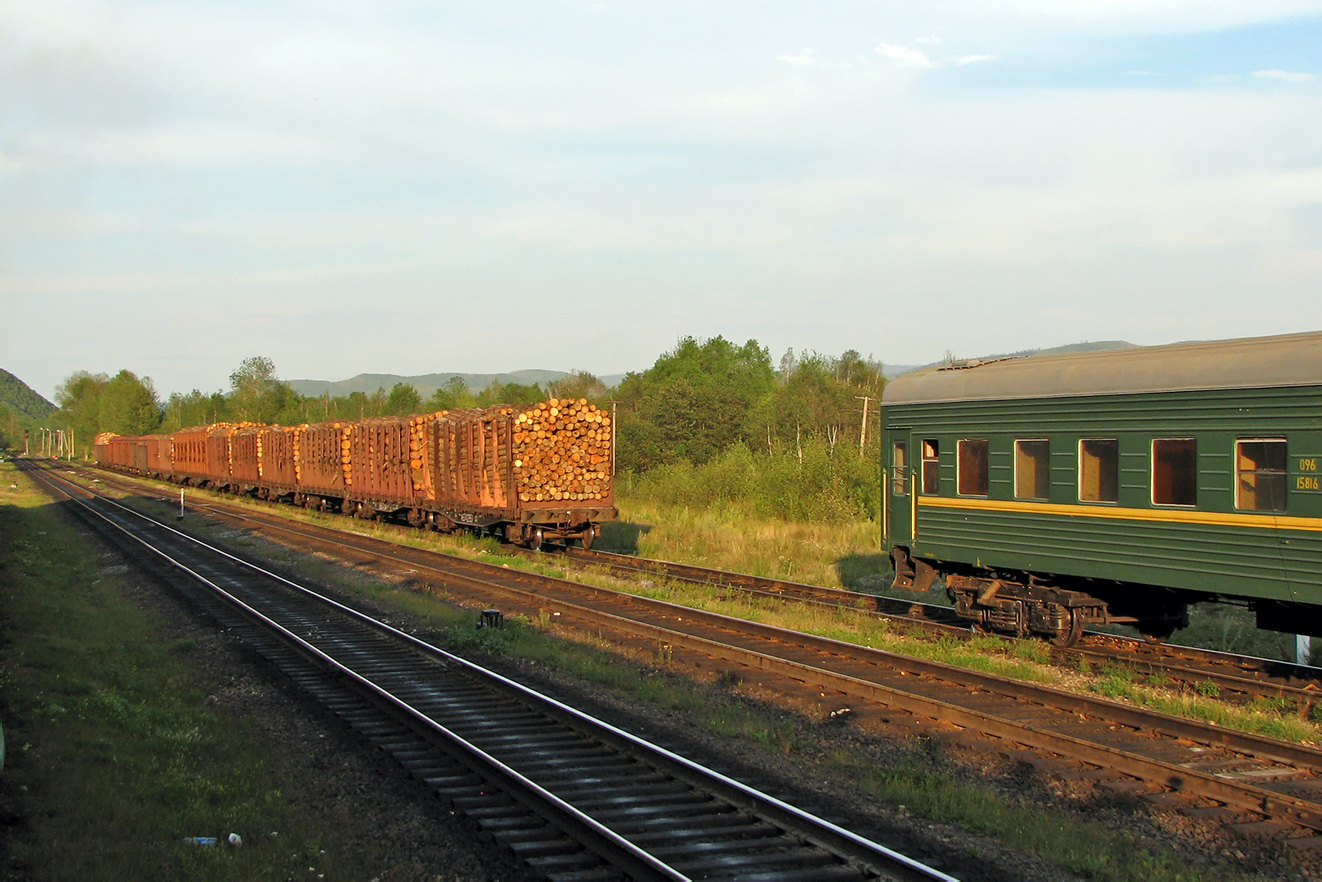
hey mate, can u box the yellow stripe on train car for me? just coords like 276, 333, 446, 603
917, 495, 1322, 533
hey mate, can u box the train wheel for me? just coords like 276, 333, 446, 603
1139, 626, 1175, 646
581, 530, 594, 551
1049, 608, 1085, 648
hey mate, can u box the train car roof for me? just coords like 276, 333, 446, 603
883, 330, 1322, 404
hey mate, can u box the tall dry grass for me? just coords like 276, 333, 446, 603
602, 496, 887, 591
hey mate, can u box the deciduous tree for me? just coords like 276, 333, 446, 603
547, 370, 606, 403
98, 370, 161, 435
385, 382, 421, 415
56, 371, 110, 448
424, 377, 476, 411
228, 356, 298, 423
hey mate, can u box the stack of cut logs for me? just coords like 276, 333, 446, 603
340, 425, 354, 486
290, 425, 309, 482
410, 411, 447, 492
292, 425, 312, 483
512, 398, 612, 503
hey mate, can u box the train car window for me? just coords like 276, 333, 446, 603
1152, 438, 1197, 506
1079, 439, 1119, 503
957, 439, 989, 496
921, 440, 940, 494
1236, 439, 1287, 511
892, 442, 908, 496
1014, 439, 1050, 500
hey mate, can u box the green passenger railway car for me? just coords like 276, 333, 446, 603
881, 332, 1322, 647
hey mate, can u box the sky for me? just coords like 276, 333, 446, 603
3, 1, 1322, 401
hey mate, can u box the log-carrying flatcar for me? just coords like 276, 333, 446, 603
882, 331, 1322, 647
94, 398, 615, 549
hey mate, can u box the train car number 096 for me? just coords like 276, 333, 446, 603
1300, 458, 1320, 490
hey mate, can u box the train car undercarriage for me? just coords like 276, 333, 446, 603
891, 545, 1189, 647
100, 462, 606, 550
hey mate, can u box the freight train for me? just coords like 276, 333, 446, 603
95, 398, 616, 548
882, 331, 1322, 647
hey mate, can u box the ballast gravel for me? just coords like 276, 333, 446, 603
97, 517, 1321, 882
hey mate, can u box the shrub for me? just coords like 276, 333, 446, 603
625, 439, 877, 524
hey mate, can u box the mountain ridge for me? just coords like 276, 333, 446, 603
0, 368, 58, 421
288, 370, 629, 399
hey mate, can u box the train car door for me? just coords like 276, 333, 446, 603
885, 430, 912, 548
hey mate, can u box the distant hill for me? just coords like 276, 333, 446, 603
0, 369, 57, 421
289, 370, 628, 399
884, 341, 1135, 378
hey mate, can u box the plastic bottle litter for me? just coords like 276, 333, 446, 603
181, 837, 218, 847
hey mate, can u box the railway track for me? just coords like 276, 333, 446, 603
25, 460, 952, 881
561, 548, 1322, 710
68, 460, 1318, 711
46, 461, 1322, 854
71, 459, 1321, 714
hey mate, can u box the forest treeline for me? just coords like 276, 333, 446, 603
45, 337, 887, 522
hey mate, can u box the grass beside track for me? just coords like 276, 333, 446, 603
0, 462, 397, 881
355, 602, 1232, 880
71, 474, 1250, 880
49, 468, 1284, 877
63, 468, 1322, 743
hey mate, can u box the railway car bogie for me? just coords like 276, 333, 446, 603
946, 573, 1104, 647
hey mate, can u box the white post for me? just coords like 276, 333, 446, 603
179, 488, 185, 520
1297, 634, 1312, 666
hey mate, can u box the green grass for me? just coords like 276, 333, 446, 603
396, 607, 1234, 880
52, 467, 1290, 877
600, 496, 886, 591
0, 462, 382, 880
831, 746, 1219, 882
85, 471, 1322, 746
1089, 663, 1317, 742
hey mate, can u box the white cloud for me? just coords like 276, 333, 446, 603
876, 43, 999, 70
875, 43, 938, 69
1253, 69, 1314, 83
776, 49, 815, 67
4, 0, 1322, 394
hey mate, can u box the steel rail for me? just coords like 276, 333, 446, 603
73, 460, 1320, 705
83, 464, 1322, 839
96, 478, 1322, 837
85, 466, 1318, 774
29, 461, 955, 882
568, 548, 1322, 701
31, 465, 685, 882
387, 558, 1322, 833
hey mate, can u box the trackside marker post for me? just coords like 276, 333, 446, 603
179, 489, 185, 520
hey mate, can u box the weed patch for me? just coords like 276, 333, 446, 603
0, 464, 386, 879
